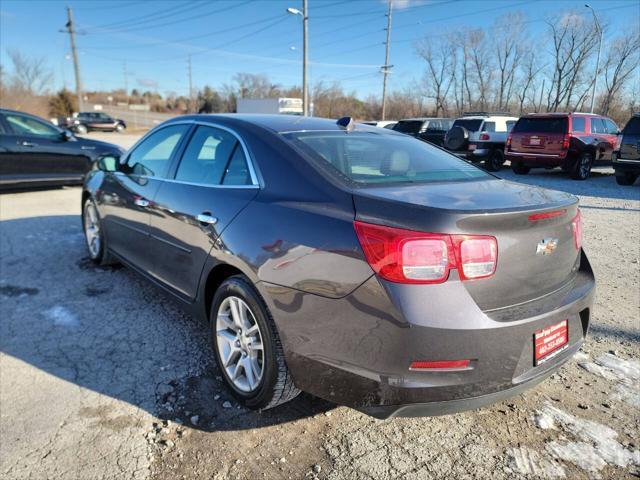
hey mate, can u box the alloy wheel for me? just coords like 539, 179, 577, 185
83, 202, 101, 259
215, 296, 264, 393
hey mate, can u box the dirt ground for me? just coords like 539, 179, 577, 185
1, 132, 638, 479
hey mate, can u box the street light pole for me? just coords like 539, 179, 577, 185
381, 0, 393, 121
287, 3, 309, 116
585, 4, 603, 114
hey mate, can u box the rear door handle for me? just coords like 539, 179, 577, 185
196, 213, 218, 225
18, 141, 36, 147
134, 197, 150, 208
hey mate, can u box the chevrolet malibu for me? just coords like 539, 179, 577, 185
82, 115, 595, 418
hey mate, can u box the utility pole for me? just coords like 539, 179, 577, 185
65, 7, 83, 112
302, 0, 309, 116
188, 55, 194, 113
585, 4, 603, 113
381, 0, 393, 121
123, 61, 129, 103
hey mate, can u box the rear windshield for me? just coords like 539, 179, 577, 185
451, 119, 483, 132
512, 117, 568, 134
283, 131, 491, 186
392, 120, 423, 134
623, 116, 640, 135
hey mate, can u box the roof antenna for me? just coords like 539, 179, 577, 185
336, 116, 356, 132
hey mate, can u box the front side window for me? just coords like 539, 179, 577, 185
125, 124, 189, 178
5, 113, 60, 138
175, 126, 241, 185
604, 119, 618, 135
392, 121, 424, 135
285, 131, 491, 186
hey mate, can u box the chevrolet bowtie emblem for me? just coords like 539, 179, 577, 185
537, 238, 559, 256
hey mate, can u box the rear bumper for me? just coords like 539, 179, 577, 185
260, 251, 595, 418
613, 157, 640, 173
506, 152, 565, 166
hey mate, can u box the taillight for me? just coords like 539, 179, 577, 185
615, 135, 622, 151
506, 133, 513, 149
572, 209, 583, 250
561, 134, 571, 150
353, 221, 497, 284
479, 133, 490, 141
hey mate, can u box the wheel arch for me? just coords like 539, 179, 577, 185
201, 262, 250, 322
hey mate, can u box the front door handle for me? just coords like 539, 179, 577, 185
134, 197, 150, 208
196, 213, 218, 225
19, 141, 36, 147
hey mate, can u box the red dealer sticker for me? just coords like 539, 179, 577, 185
534, 319, 568, 365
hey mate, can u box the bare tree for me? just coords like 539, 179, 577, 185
416, 36, 455, 116
545, 13, 599, 111
6, 49, 52, 95
467, 29, 492, 111
598, 30, 640, 115
515, 52, 543, 113
493, 12, 525, 110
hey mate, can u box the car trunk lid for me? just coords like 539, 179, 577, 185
353, 179, 580, 311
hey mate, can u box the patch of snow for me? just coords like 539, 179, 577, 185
45, 306, 79, 327
537, 402, 640, 471
546, 441, 606, 476
612, 382, 640, 408
573, 351, 589, 362
506, 446, 565, 478
532, 411, 557, 430
595, 353, 640, 381
578, 361, 618, 380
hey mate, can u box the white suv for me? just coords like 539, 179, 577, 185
444, 113, 519, 171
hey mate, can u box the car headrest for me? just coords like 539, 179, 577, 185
387, 150, 410, 174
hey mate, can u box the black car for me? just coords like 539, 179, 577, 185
392, 118, 453, 146
67, 111, 127, 135
0, 109, 124, 189
613, 113, 640, 186
82, 114, 594, 418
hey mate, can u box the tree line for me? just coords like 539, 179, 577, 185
1, 9, 638, 125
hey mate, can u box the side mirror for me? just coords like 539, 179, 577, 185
61, 129, 75, 141
97, 154, 119, 172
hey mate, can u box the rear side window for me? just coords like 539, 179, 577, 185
451, 119, 483, 132
572, 117, 586, 133
512, 117, 568, 134
125, 124, 189, 178
175, 126, 238, 185
483, 121, 496, 132
284, 131, 490, 185
392, 121, 423, 134
222, 147, 251, 185
623, 116, 640, 135
5, 113, 61, 138
590, 118, 607, 134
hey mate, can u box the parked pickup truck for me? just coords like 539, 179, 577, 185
444, 113, 518, 171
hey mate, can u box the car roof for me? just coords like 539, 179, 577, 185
398, 117, 450, 122
165, 114, 401, 135
520, 112, 603, 118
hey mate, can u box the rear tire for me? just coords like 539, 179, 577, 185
615, 171, 638, 186
571, 152, 593, 180
485, 149, 505, 172
211, 275, 300, 410
512, 162, 530, 175
115, 123, 125, 133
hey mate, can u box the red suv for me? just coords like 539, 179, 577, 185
505, 113, 619, 180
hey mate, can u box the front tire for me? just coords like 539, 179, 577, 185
211, 275, 300, 410
571, 152, 593, 180
512, 162, 530, 175
82, 198, 116, 265
75, 124, 88, 135
485, 149, 505, 172
615, 171, 638, 186
115, 123, 125, 133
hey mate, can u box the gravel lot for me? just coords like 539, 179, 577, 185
1, 132, 638, 479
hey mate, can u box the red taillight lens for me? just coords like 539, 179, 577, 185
615, 135, 622, 151
479, 133, 490, 141
572, 209, 583, 250
561, 134, 571, 150
506, 133, 513, 149
410, 359, 471, 371
457, 237, 497, 280
354, 221, 497, 284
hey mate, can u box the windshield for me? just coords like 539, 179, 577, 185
283, 131, 491, 185
451, 119, 483, 132
392, 120, 423, 134
512, 117, 568, 134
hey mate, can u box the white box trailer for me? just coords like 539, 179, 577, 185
236, 98, 303, 115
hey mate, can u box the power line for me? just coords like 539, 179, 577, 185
85, 1, 206, 31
